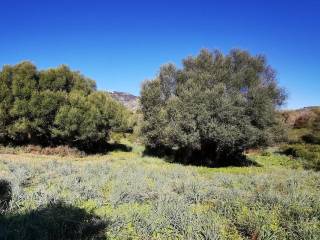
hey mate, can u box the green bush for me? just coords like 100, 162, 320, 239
140, 49, 286, 165
281, 144, 320, 170
0, 62, 130, 150
302, 133, 320, 144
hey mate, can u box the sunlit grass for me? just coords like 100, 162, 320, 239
0, 144, 319, 239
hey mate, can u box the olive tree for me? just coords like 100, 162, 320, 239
140, 49, 286, 165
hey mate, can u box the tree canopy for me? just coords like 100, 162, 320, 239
140, 49, 287, 165
0, 61, 130, 150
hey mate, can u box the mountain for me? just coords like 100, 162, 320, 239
108, 91, 139, 111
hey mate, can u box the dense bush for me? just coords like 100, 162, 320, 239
301, 133, 320, 144
281, 144, 320, 170
140, 49, 286, 165
0, 62, 130, 150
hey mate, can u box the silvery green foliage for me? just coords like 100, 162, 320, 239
140, 49, 287, 165
0, 157, 319, 239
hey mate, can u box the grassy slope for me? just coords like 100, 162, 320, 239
0, 143, 319, 240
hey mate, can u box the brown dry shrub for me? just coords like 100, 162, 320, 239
24, 145, 85, 157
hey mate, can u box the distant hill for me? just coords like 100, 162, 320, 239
108, 91, 139, 111
281, 106, 320, 127
281, 106, 320, 143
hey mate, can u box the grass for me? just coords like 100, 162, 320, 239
0, 143, 319, 239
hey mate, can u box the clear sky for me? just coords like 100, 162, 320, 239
0, 0, 319, 109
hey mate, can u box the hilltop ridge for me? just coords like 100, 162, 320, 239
107, 91, 139, 111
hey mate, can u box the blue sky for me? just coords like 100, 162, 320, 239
0, 0, 319, 109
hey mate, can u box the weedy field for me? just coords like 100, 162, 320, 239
0, 143, 319, 240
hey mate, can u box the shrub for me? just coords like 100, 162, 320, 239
140, 49, 286, 165
1, 154, 320, 239
0, 62, 130, 150
301, 133, 320, 144
281, 144, 320, 170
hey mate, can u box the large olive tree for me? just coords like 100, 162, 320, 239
140, 49, 286, 165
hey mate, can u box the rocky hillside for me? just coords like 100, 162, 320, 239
281, 106, 320, 143
108, 91, 139, 111
281, 106, 320, 127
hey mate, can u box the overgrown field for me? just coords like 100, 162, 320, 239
0, 145, 319, 240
